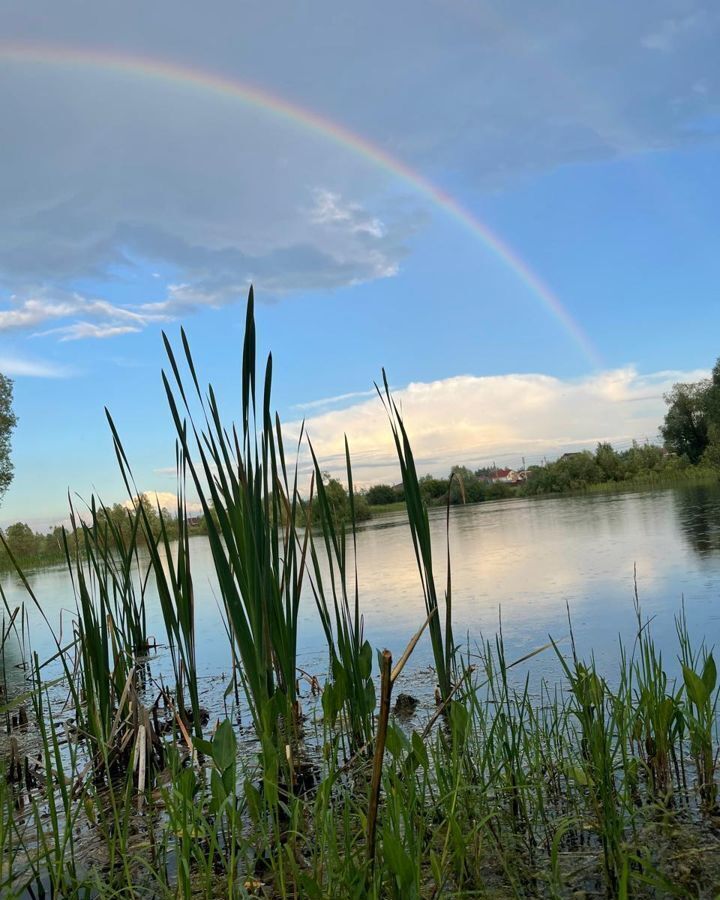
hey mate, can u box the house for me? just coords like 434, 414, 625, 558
559, 452, 584, 462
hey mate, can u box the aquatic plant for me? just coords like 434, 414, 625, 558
306, 438, 376, 753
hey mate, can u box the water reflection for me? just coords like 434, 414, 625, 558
3, 484, 720, 693
673, 483, 720, 559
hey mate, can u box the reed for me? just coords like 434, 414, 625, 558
155, 291, 309, 811
377, 371, 455, 703
306, 437, 376, 753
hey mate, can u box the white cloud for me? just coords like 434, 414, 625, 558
48, 322, 144, 342
123, 491, 203, 515
309, 189, 386, 238
0, 290, 169, 341
641, 11, 713, 51
290, 366, 708, 486
293, 387, 379, 411
0, 353, 74, 378
0, 293, 155, 334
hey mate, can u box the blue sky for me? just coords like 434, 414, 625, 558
1, 1, 719, 525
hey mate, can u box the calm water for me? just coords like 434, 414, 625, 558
4, 482, 720, 699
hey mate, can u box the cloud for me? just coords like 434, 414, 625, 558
43, 322, 144, 342
0, 290, 165, 340
0, 353, 74, 378
122, 490, 203, 516
289, 366, 708, 486
293, 387, 380, 411
309, 189, 386, 239
0, 187, 411, 340
641, 11, 712, 51
0, 1, 718, 328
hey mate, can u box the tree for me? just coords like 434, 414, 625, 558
0, 374, 17, 505
661, 381, 711, 464
4, 522, 36, 558
312, 473, 370, 527
365, 484, 398, 506
418, 474, 449, 504
449, 466, 485, 503
595, 442, 621, 482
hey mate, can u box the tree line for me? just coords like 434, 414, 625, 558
0, 495, 207, 572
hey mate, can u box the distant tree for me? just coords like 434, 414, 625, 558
312, 474, 370, 527
524, 450, 601, 495
595, 442, 622, 482
45, 525, 66, 556
0, 374, 17, 506
365, 484, 398, 505
661, 381, 711, 464
702, 425, 720, 470
449, 466, 484, 503
4, 522, 36, 558
418, 474, 449, 504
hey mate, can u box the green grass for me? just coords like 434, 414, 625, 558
366, 500, 407, 515
582, 466, 720, 494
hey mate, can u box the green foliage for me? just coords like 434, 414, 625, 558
310, 472, 371, 528
308, 439, 377, 751
0, 373, 16, 506
523, 441, 693, 495
378, 370, 455, 703
662, 360, 720, 465
418, 474, 449, 504
365, 483, 401, 505
662, 381, 711, 463
154, 289, 307, 770
0, 522, 64, 568
365, 469, 512, 510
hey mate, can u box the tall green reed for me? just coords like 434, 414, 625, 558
106, 432, 203, 739
306, 438, 375, 753
376, 371, 455, 702
157, 289, 308, 789
676, 607, 718, 808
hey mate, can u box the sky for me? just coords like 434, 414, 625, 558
1, 1, 720, 527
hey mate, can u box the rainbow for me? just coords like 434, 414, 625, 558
0, 42, 601, 366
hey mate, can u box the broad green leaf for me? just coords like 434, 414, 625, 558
385, 722, 407, 759
411, 730, 429, 769
359, 640, 373, 680
244, 778, 262, 825
702, 653, 717, 695
683, 665, 708, 708
212, 719, 236, 773
383, 827, 415, 888
210, 768, 226, 814
568, 765, 593, 787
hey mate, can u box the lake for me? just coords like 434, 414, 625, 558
4, 481, 720, 706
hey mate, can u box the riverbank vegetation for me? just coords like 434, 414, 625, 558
1, 290, 720, 897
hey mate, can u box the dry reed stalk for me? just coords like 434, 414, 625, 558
367, 648, 393, 869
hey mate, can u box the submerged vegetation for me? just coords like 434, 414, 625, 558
1, 290, 720, 897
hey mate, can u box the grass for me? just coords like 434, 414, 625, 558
1, 286, 720, 898
365, 500, 407, 515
